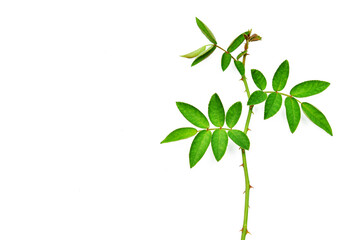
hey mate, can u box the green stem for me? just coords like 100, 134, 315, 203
216, 38, 253, 240
263, 91, 302, 103
241, 39, 252, 240
241, 148, 250, 239
208, 128, 231, 131
241, 105, 253, 240
214, 45, 237, 62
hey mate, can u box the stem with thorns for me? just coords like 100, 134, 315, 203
240, 38, 252, 240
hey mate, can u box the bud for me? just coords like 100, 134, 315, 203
249, 34, 262, 42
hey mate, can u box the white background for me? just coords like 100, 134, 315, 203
0, 0, 359, 239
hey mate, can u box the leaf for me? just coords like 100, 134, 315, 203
195, 17, 217, 44
234, 60, 245, 76
225, 101, 242, 128
247, 90, 267, 105
264, 92, 282, 119
221, 52, 231, 71
211, 129, 228, 161
189, 130, 212, 168
228, 130, 250, 150
251, 69, 267, 90
301, 102, 333, 136
284, 97, 300, 133
227, 33, 245, 53
290, 80, 330, 98
208, 93, 225, 127
176, 102, 209, 129
191, 45, 216, 66
180, 45, 207, 58
161, 128, 198, 143
272, 60, 289, 91
236, 50, 247, 60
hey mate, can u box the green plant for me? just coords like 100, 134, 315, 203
161, 17, 332, 240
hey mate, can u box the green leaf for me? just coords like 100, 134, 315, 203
301, 102, 333, 136
211, 129, 228, 161
225, 101, 242, 128
176, 102, 209, 129
208, 93, 225, 127
236, 50, 247, 60
228, 130, 250, 150
191, 45, 216, 66
227, 33, 245, 53
180, 45, 207, 58
234, 60, 245, 76
272, 60, 289, 91
251, 69, 267, 90
290, 80, 330, 98
161, 128, 198, 143
264, 92, 282, 119
284, 97, 300, 133
221, 52, 231, 71
247, 90, 267, 105
195, 17, 217, 44
189, 130, 212, 168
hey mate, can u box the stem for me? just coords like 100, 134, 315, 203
214, 45, 237, 62
207, 127, 232, 131
264, 91, 302, 103
241, 39, 251, 98
241, 105, 253, 240
216, 37, 254, 240
241, 148, 250, 239
240, 39, 252, 240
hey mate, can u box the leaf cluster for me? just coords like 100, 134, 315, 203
248, 60, 332, 135
161, 94, 249, 168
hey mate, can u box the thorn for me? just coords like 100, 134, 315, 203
248, 128, 251, 131
240, 163, 244, 167
240, 228, 251, 235
243, 190, 245, 194
249, 185, 254, 189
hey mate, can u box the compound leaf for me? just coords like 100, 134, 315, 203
195, 17, 217, 44
225, 101, 242, 128
290, 80, 330, 98
251, 69, 267, 90
180, 45, 207, 58
161, 128, 198, 143
301, 102, 333, 136
247, 90, 267, 105
211, 129, 228, 161
272, 60, 289, 91
264, 92, 282, 119
189, 130, 212, 168
191, 45, 216, 66
284, 97, 301, 133
228, 130, 250, 150
221, 52, 232, 71
176, 102, 209, 129
208, 93, 225, 127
